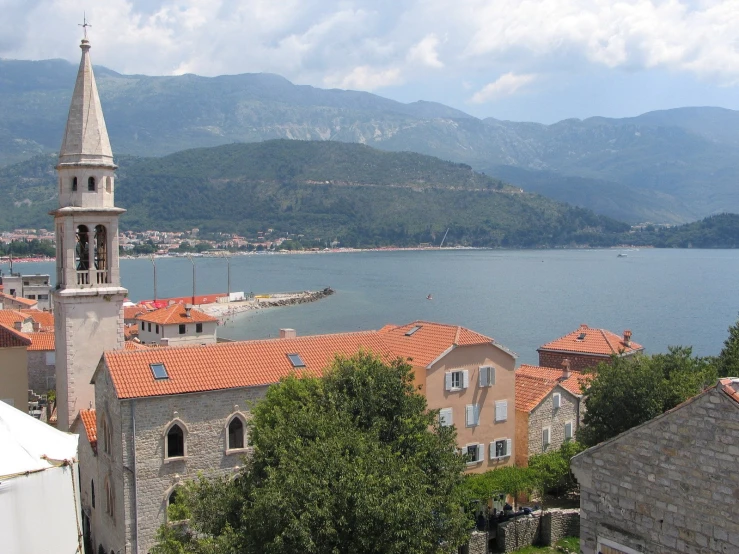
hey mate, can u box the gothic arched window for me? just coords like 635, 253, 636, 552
227, 415, 245, 450
166, 423, 185, 458
75, 225, 90, 271
72, 177, 78, 191
105, 176, 112, 193
88, 176, 96, 191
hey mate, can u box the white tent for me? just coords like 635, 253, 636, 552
0, 401, 82, 554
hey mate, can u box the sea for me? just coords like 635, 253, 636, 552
5, 248, 738, 365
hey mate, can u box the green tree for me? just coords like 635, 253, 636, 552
578, 348, 717, 447
152, 352, 469, 554
528, 441, 585, 496
717, 314, 739, 378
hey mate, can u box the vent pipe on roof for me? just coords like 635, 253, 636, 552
280, 328, 296, 339
562, 358, 571, 379
185, 304, 192, 318
623, 329, 632, 347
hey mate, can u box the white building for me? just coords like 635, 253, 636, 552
136, 303, 218, 346
1, 273, 52, 311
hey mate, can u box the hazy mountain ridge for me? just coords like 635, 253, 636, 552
2, 58, 739, 223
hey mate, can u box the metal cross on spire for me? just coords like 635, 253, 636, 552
79, 12, 91, 39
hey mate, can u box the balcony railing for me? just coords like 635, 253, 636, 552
75, 270, 110, 286
95, 270, 110, 285
76, 271, 90, 285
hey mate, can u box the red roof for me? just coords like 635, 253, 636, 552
24, 331, 55, 351
123, 306, 150, 320
378, 320, 495, 367
0, 310, 26, 328
0, 323, 32, 348
0, 292, 38, 307
79, 409, 97, 452
517, 364, 589, 397
19, 310, 54, 329
124, 340, 149, 351
538, 324, 643, 357
515, 373, 558, 412
719, 378, 739, 405
102, 321, 508, 399
136, 303, 217, 325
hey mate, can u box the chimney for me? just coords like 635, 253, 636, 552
32, 321, 41, 333
279, 328, 297, 339
561, 358, 571, 379
623, 330, 632, 347
185, 304, 192, 318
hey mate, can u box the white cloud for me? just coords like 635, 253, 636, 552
471, 73, 537, 103
407, 33, 444, 68
324, 65, 403, 90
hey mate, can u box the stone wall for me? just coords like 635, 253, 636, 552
27, 350, 55, 395
496, 514, 541, 552
526, 387, 579, 459
572, 386, 739, 554
467, 530, 488, 554
472, 510, 581, 553
537, 350, 607, 372
541, 508, 580, 545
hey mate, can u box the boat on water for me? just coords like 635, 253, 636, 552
617, 252, 628, 258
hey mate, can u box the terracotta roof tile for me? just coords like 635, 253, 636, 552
124, 324, 139, 339
378, 320, 494, 367
0, 323, 32, 348
0, 292, 38, 307
136, 303, 217, 325
517, 364, 590, 397
79, 408, 97, 452
23, 331, 55, 351
104, 331, 395, 399
538, 324, 643, 357
515, 373, 558, 412
0, 310, 26, 327
19, 310, 54, 329
124, 340, 149, 351
124, 306, 150, 320
719, 377, 739, 405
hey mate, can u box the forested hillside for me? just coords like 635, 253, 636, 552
0, 140, 630, 248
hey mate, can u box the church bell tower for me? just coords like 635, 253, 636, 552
53, 34, 127, 430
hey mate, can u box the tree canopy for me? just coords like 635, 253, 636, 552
717, 314, 739, 378
578, 347, 717, 447
153, 352, 469, 554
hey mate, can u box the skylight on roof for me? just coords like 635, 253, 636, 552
287, 353, 305, 368
577, 333, 586, 341
405, 325, 422, 336
150, 363, 169, 380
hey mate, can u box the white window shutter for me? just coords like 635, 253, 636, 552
462, 370, 469, 389
565, 421, 573, 439
553, 393, 561, 409
445, 372, 452, 391
466, 405, 474, 427
477, 444, 484, 463
439, 408, 453, 427
474, 405, 480, 425
490, 366, 496, 386
478, 367, 488, 388
495, 400, 508, 422
489, 442, 496, 459
506, 439, 512, 457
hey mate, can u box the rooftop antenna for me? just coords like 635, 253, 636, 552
79, 12, 91, 39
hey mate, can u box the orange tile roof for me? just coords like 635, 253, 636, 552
136, 303, 217, 325
19, 309, 54, 329
0, 323, 32, 348
123, 306, 150, 320
516, 373, 558, 412
538, 324, 643, 357
79, 408, 97, 452
124, 340, 149, 350
719, 378, 739, 405
0, 292, 38, 307
0, 310, 26, 327
378, 320, 495, 367
103, 331, 395, 399
124, 324, 139, 339
24, 331, 55, 351
517, 364, 590, 397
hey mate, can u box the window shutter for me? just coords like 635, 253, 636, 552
445, 372, 452, 391
479, 366, 488, 388
506, 439, 512, 457
543, 428, 550, 448
490, 366, 496, 385
474, 405, 480, 425
477, 444, 484, 463
462, 370, 469, 389
565, 421, 573, 440
489, 441, 496, 459
466, 405, 477, 427
439, 408, 453, 427
553, 393, 561, 409
495, 400, 508, 422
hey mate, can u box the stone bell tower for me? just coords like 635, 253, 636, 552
52, 34, 127, 430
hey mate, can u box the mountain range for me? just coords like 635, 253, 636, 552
2, 58, 739, 224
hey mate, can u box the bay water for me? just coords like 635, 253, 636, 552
7, 248, 738, 365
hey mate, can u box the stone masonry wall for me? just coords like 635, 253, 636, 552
27, 350, 55, 395
496, 515, 541, 552
573, 387, 739, 554
467, 530, 488, 554
541, 509, 580, 545
527, 387, 579, 459
537, 351, 608, 372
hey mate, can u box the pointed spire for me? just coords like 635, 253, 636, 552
58, 38, 114, 167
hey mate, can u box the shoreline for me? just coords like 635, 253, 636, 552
198, 288, 335, 324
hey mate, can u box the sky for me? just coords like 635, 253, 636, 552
3, 0, 739, 123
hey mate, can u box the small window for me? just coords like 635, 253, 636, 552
490, 438, 512, 459
478, 365, 495, 387
405, 325, 421, 336
91, 479, 95, 508
465, 404, 480, 427
38, 294, 49, 300
45, 351, 55, 366
150, 363, 168, 380
147, 323, 152, 333
287, 353, 305, 367
464, 444, 483, 465
166, 424, 185, 458
439, 408, 453, 427
495, 400, 508, 422
179, 324, 186, 334
565, 421, 574, 441
72, 177, 78, 191
26, 294, 36, 300
445, 370, 468, 391
542, 427, 551, 449
196, 323, 203, 333
101, 418, 112, 455
105, 480, 114, 518
88, 176, 96, 191
228, 417, 245, 450
553, 393, 562, 409
577, 332, 586, 341
155, 324, 159, 334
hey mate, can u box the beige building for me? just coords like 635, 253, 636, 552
514, 364, 588, 466
571, 378, 739, 554
0, 323, 32, 410
52, 34, 127, 430
135, 303, 218, 346
84, 321, 516, 553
